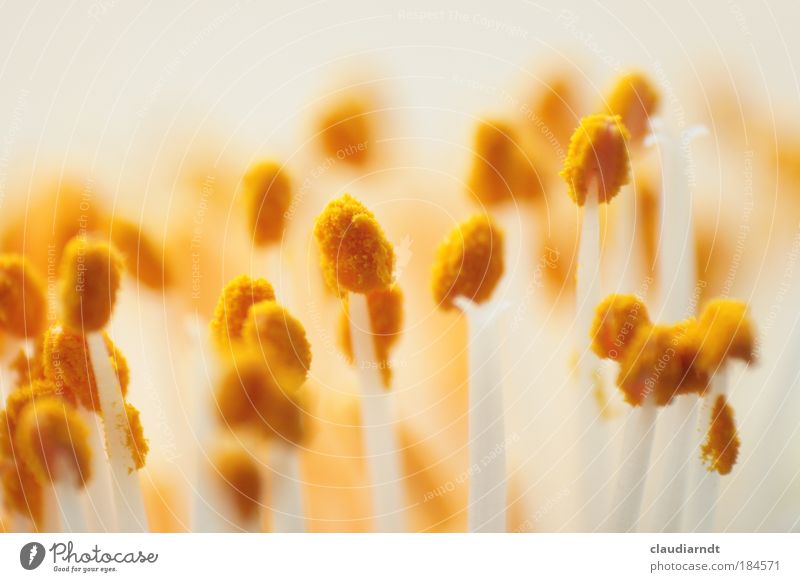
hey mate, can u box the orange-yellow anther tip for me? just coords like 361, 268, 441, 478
110, 218, 172, 290
0, 408, 44, 524
617, 320, 710, 407
210, 276, 276, 349
617, 324, 679, 407
242, 300, 312, 387
15, 397, 92, 487
317, 97, 372, 165
701, 395, 739, 475
432, 215, 505, 310
42, 325, 129, 413
59, 237, 124, 332
211, 445, 262, 523
696, 298, 756, 371
5, 380, 75, 434
468, 120, 541, 205
590, 294, 651, 361
215, 349, 305, 444
560, 114, 631, 206
123, 403, 148, 473
606, 71, 660, 145
243, 161, 292, 247
0, 254, 47, 339
313, 194, 395, 295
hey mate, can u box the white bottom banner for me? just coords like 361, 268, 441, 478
0, 533, 797, 580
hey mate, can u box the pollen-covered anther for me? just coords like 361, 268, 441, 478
211, 445, 263, 523
467, 120, 542, 206
695, 298, 756, 372
242, 161, 293, 247
10, 337, 47, 387
616, 324, 682, 407
0, 408, 44, 525
109, 218, 172, 290
210, 275, 276, 349
701, 395, 740, 475
606, 71, 660, 146
317, 97, 373, 166
215, 348, 305, 445
313, 194, 395, 295
122, 402, 148, 473
0, 254, 47, 339
431, 215, 505, 310
671, 318, 711, 398
14, 397, 92, 487
42, 325, 129, 413
560, 114, 631, 206
59, 237, 124, 332
590, 294, 651, 361
241, 300, 312, 387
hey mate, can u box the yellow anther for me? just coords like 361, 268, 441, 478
0, 411, 44, 526
210, 275, 276, 349
701, 395, 739, 475
211, 444, 262, 522
431, 215, 504, 310
590, 294, 650, 361
123, 402, 148, 473
241, 300, 312, 387
467, 120, 542, 205
606, 71, 660, 146
616, 324, 680, 407
560, 114, 631, 206
317, 97, 372, 165
242, 161, 292, 247
313, 194, 395, 295
15, 397, 92, 487
695, 298, 756, 372
215, 348, 305, 445
42, 325, 130, 413
5, 380, 76, 425
110, 218, 172, 290
59, 237, 124, 332
0, 254, 47, 339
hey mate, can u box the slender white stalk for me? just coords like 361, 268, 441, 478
574, 188, 610, 530
86, 332, 147, 532
649, 396, 700, 531
186, 315, 220, 532
649, 124, 707, 531
41, 487, 61, 532
269, 443, 305, 532
606, 398, 658, 531
146, 291, 187, 472
53, 481, 89, 533
684, 368, 729, 531
254, 247, 284, 299
453, 296, 508, 532
652, 123, 706, 320
576, 195, 602, 360
349, 293, 405, 532
80, 410, 117, 531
